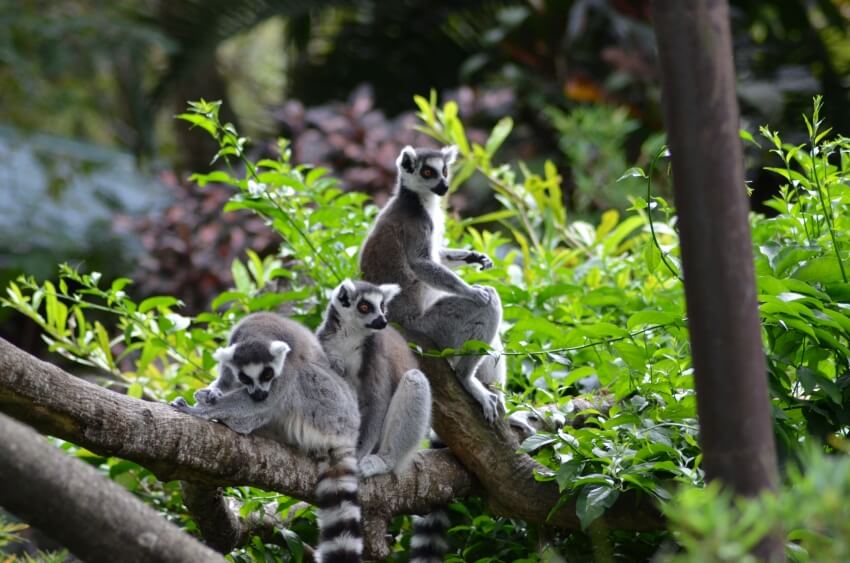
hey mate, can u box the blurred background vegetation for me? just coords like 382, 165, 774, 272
3, 0, 850, 335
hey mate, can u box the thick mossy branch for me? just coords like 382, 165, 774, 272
0, 413, 225, 563
0, 338, 470, 512
0, 336, 662, 557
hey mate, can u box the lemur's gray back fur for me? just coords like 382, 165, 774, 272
317, 280, 431, 478
171, 312, 363, 562
359, 146, 506, 424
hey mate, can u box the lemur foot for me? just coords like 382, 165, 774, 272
359, 455, 391, 478
194, 387, 222, 405
479, 390, 505, 423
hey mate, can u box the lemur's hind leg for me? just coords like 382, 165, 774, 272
409, 287, 503, 422
359, 369, 431, 477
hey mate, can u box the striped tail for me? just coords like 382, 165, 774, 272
315, 454, 363, 563
410, 509, 450, 563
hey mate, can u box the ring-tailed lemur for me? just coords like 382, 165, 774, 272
317, 279, 431, 478
360, 145, 506, 422
171, 312, 363, 563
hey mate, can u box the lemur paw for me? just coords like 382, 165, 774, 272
467, 252, 493, 270
480, 391, 504, 423
194, 387, 222, 405
359, 455, 391, 478
468, 285, 492, 305
170, 396, 192, 413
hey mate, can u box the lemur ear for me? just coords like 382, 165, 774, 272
396, 146, 416, 173
379, 283, 401, 303
336, 279, 356, 307
269, 340, 290, 359
213, 344, 236, 363
269, 340, 291, 374
441, 145, 458, 165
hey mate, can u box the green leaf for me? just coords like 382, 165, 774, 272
139, 296, 180, 314
618, 167, 647, 182
555, 460, 583, 492
792, 257, 846, 284
627, 310, 680, 330
519, 433, 556, 453
485, 117, 513, 156
127, 383, 143, 399
231, 260, 252, 294
176, 113, 217, 138
796, 367, 841, 405
576, 485, 620, 530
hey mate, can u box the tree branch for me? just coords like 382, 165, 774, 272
408, 329, 664, 531
0, 333, 663, 558
0, 337, 472, 558
0, 412, 225, 563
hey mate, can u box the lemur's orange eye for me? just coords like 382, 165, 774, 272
357, 301, 372, 314
421, 168, 434, 178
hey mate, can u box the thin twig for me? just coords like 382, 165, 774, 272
420, 320, 682, 359
646, 147, 684, 283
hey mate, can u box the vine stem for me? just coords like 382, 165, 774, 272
420, 320, 682, 359
646, 147, 684, 283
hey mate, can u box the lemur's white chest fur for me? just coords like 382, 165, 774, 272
323, 330, 366, 394
420, 192, 447, 308
421, 193, 445, 262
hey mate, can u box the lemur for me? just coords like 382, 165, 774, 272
316, 279, 432, 478
359, 145, 506, 422
171, 312, 363, 563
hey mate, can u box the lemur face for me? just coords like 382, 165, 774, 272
214, 339, 290, 402
396, 145, 458, 196
333, 279, 401, 331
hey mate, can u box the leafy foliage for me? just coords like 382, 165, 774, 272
3, 95, 850, 560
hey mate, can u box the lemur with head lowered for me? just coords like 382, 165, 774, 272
360, 145, 506, 422
317, 279, 431, 478
171, 312, 363, 563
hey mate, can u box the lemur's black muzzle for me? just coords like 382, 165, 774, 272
431, 181, 449, 196
249, 389, 269, 402
367, 316, 388, 330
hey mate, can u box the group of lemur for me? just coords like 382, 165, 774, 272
171, 145, 507, 563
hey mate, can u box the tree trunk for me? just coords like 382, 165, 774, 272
650, 1, 783, 560
0, 413, 225, 563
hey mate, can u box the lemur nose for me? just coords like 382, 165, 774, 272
369, 317, 388, 330
250, 389, 269, 402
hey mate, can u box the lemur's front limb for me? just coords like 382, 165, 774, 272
440, 248, 493, 270
171, 389, 274, 435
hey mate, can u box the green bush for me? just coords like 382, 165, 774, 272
3, 95, 849, 560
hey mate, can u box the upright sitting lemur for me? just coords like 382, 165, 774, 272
171, 313, 363, 563
360, 145, 506, 422
317, 279, 431, 478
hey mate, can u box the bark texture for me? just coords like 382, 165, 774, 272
0, 413, 225, 563
650, 1, 783, 560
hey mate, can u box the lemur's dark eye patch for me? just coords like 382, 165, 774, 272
357, 301, 373, 314
259, 367, 274, 382
421, 166, 435, 179
237, 372, 252, 386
